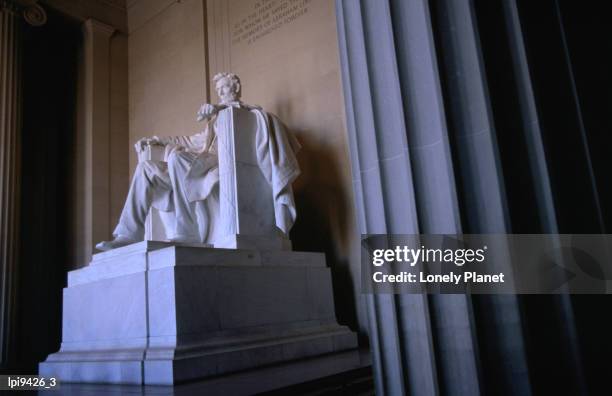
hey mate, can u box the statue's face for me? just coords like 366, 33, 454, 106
215, 78, 239, 103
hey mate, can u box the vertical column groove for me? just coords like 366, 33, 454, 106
0, 0, 21, 368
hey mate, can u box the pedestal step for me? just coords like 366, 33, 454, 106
39, 243, 358, 385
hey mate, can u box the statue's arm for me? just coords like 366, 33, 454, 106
197, 103, 226, 121
133, 135, 183, 153
134, 133, 206, 153
167, 128, 215, 152
133, 103, 222, 154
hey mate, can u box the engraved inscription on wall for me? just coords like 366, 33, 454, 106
231, 0, 310, 46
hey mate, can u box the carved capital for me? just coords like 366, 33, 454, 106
22, 2, 45, 26
1, 0, 47, 26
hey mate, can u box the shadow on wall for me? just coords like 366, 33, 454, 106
290, 131, 358, 331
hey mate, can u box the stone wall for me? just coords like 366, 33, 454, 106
127, 0, 208, 173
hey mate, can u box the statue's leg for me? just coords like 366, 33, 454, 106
112, 160, 171, 241
167, 151, 200, 242
196, 184, 221, 244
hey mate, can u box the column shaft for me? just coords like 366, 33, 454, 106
0, 0, 21, 368
82, 19, 114, 261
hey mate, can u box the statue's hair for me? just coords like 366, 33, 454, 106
213, 72, 241, 95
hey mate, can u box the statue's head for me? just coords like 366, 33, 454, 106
213, 72, 241, 104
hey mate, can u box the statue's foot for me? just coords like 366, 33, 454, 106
95, 235, 138, 251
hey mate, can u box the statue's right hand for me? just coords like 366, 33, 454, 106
196, 103, 221, 122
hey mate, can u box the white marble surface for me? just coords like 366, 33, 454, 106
141, 144, 175, 241
216, 106, 277, 238
90, 240, 171, 264
100, 73, 300, 251
39, 243, 357, 385
71, 240, 210, 286
215, 233, 292, 250
41, 350, 368, 395
41, 361, 144, 385
148, 245, 326, 270
62, 272, 148, 345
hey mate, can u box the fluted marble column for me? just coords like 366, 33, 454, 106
82, 19, 115, 262
0, 0, 22, 368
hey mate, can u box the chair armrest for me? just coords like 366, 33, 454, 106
137, 144, 166, 163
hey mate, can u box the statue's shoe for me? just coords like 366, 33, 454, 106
95, 235, 138, 251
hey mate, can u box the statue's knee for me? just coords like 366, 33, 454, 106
167, 151, 186, 169
135, 161, 147, 174
167, 151, 179, 165
135, 160, 160, 177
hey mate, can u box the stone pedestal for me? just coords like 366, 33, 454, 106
39, 243, 357, 385
215, 106, 290, 250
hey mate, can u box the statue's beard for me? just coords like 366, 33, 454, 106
219, 93, 239, 104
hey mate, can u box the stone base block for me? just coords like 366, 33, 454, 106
46, 350, 367, 395
214, 233, 292, 250
39, 242, 357, 385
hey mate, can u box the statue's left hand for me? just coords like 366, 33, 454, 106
134, 136, 166, 153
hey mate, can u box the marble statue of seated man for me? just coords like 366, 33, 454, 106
96, 72, 301, 251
